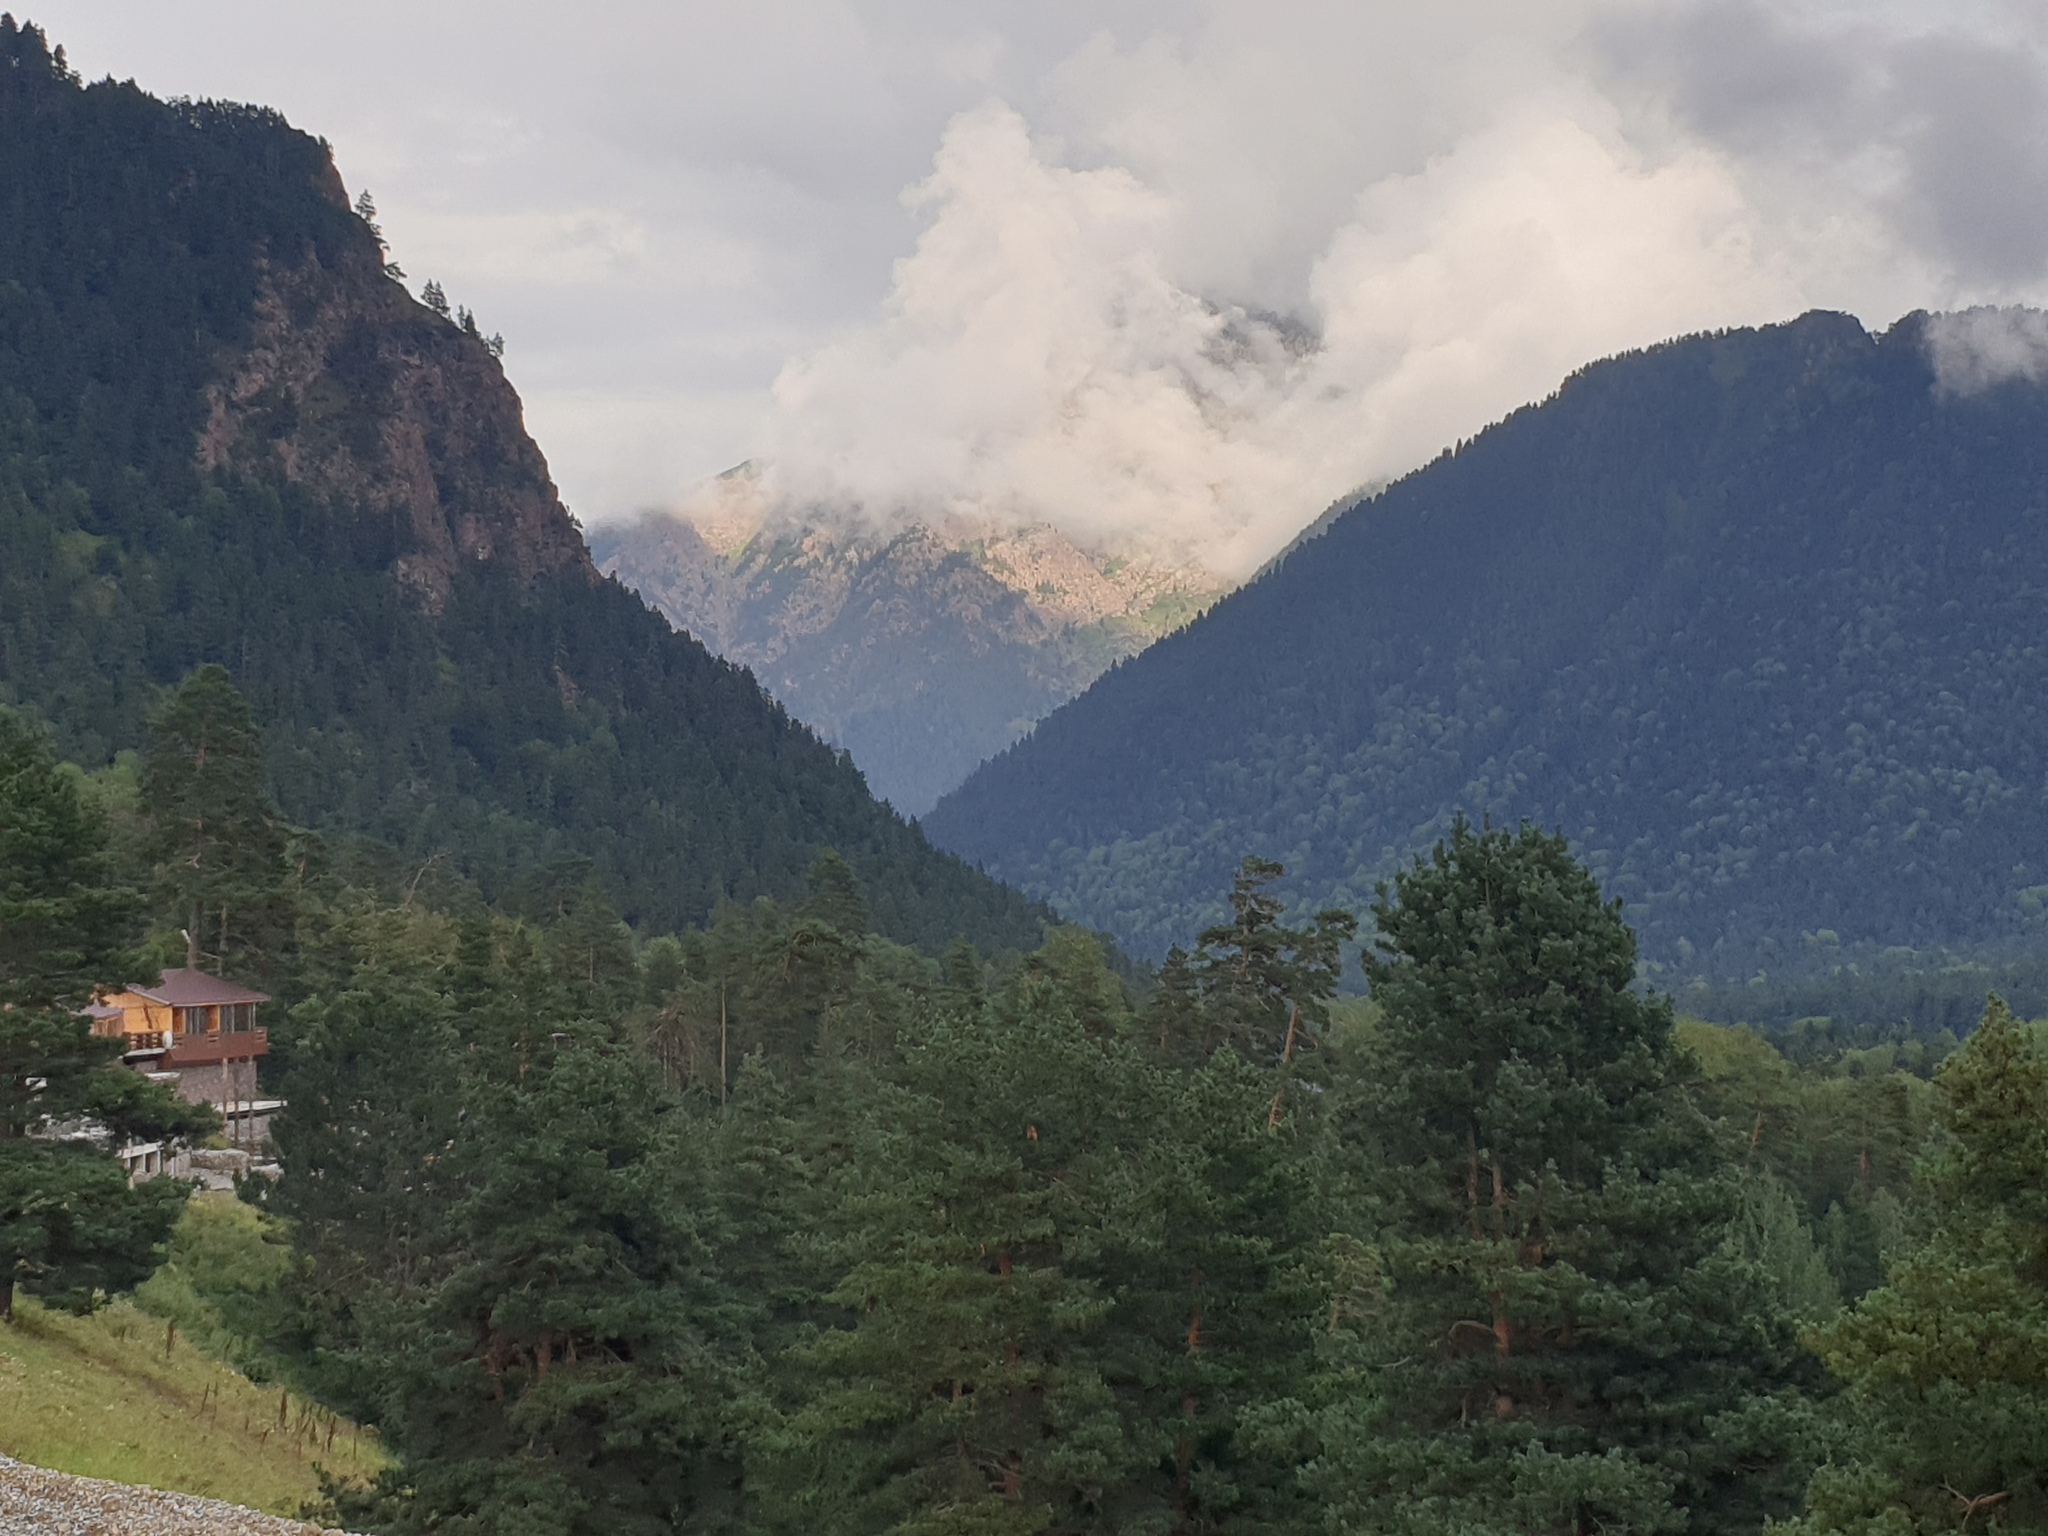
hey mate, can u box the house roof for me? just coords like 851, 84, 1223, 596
129, 968, 270, 1007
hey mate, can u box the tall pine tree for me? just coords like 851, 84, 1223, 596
1295, 820, 1814, 1534
1784, 997, 2048, 1534
0, 708, 208, 1320
141, 666, 293, 978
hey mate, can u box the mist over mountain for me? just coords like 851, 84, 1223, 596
926, 309, 2048, 974
593, 489, 1220, 812
0, 22, 1049, 954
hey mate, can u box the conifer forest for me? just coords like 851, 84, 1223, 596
2, 13, 2047, 1536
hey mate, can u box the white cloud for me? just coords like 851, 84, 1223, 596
749, 99, 1809, 576
1924, 306, 2048, 393
26, 0, 2048, 557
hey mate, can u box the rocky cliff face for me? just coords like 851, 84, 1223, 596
197, 233, 592, 612
591, 498, 1222, 814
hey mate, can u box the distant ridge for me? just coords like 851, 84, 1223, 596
927, 310, 2048, 973
594, 503, 1221, 814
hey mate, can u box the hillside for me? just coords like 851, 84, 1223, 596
593, 490, 1219, 812
926, 310, 2048, 973
0, 1296, 374, 1517
0, 21, 1049, 953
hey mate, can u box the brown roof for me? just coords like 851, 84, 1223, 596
130, 968, 270, 1007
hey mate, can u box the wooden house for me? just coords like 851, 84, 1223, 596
90, 968, 279, 1148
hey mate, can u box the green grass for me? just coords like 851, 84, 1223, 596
0, 1283, 384, 1516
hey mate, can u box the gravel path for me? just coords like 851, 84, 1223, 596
0, 1454, 362, 1535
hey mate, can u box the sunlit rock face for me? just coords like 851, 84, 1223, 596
592, 483, 1223, 815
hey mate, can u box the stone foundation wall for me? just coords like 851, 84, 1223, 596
169, 1059, 260, 1105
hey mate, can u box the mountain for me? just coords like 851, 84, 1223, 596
925, 310, 2048, 974
0, 20, 1050, 954
592, 487, 1221, 813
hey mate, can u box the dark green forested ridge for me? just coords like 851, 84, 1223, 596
926, 308, 2048, 973
0, 16, 1049, 955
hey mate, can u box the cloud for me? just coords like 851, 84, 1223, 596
30, 0, 2048, 554
747, 96, 1806, 576
731, 2, 2048, 578
1591, 1, 2048, 292
1924, 306, 2048, 393
756, 103, 1322, 572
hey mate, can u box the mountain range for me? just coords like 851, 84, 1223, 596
0, 22, 1048, 954
926, 310, 2048, 976
592, 484, 1220, 813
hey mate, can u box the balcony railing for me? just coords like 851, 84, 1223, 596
121, 1031, 167, 1054
163, 1027, 269, 1067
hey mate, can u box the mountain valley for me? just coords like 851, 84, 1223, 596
5, 17, 2048, 1536
593, 485, 1221, 812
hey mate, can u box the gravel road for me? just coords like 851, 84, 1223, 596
0, 1454, 362, 1535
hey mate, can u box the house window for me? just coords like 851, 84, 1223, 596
224, 1003, 253, 1033
176, 1006, 208, 1035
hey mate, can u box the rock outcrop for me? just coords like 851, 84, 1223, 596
197, 233, 591, 612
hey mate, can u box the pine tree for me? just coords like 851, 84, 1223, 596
804, 849, 869, 937
759, 929, 1327, 1535
353, 188, 382, 244
1784, 997, 2048, 1533
140, 666, 292, 977
0, 708, 135, 1009
0, 708, 206, 1321
273, 919, 758, 1535
1191, 856, 1354, 1063
1296, 820, 1813, 1534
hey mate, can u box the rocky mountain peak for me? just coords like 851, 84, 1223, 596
591, 503, 1224, 812
197, 226, 593, 613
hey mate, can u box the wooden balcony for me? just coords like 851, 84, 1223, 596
163, 1027, 269, 1067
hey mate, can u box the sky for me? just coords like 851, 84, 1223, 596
27, 0, 2048, 575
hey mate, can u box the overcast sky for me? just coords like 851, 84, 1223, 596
27, 1, 2048, 573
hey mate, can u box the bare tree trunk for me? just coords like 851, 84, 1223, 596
1267, 1002, 1303, 1129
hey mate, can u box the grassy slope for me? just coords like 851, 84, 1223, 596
0, 1293, 380, 1517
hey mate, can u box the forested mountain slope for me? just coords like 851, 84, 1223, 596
593, 499, 1219, 814
0, 21, 1048, 952
926, 309, 2048, 971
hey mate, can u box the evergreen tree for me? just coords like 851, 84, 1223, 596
1784, 997, 2048, 1534
804, 849, 870, 938
1191, 856, 1354, 1063
0, 707, 206, 1320
376, 1044, 751, 1534
759, 928, 1325, 1535
140, 666, 292, 977
0, 708, 135, 1008
1297, 820, 1813, 1533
